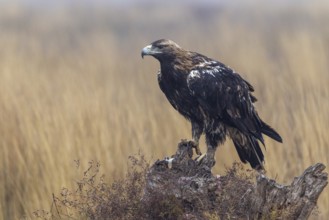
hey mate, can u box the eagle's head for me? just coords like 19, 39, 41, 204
141, 39, 183, 62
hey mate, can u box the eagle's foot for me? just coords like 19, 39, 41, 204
188, 140, 202, 156
196, 153, 206, 162
196, 151, 216, 168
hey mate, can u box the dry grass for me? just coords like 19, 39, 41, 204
0, 1, 328, 219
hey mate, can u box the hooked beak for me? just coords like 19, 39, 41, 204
141, 45, 152, 58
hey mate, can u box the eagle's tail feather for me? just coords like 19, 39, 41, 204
233, 135, 264, 171
261, 121, 282, 143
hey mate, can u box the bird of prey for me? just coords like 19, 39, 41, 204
141, 39, 282, 170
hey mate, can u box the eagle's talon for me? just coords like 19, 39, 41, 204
196, 152, 216, 168
188, 140, 202, 156
196, 153, 206, 163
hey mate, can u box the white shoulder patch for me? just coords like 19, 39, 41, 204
189, 70, 201, 78
202, 69, 216, 77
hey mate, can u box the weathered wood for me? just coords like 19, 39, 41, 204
145, 140, 328, 219
250, 163, 328, 219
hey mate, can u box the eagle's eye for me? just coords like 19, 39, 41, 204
157, 45, 165, 49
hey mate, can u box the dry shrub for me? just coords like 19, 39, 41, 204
215, 163, 255, 219
33, 155, 149, 220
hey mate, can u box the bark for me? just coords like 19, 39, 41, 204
145, 140, 328, 219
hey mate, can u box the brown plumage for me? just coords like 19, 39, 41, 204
141, 39, 282, 170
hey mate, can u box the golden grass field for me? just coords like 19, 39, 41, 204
0, 1, 328, 219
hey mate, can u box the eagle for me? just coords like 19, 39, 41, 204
141, 39, 282, 170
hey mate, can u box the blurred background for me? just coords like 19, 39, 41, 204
0, 0, 328, 219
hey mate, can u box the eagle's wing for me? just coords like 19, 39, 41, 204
187, 59, 277, 143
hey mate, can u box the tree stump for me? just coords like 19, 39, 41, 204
145, 140, 328, 219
